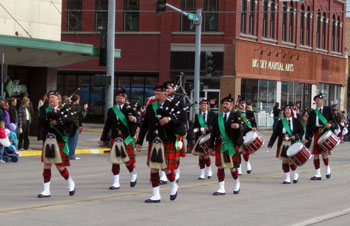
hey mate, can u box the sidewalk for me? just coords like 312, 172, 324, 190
18, 123, 273, 157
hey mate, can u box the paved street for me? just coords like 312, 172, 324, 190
1, 129, 350, 226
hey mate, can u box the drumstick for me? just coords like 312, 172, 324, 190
320, 120, 332, 133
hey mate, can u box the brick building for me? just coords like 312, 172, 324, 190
60, 0, 346, 124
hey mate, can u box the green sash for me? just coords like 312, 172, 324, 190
45, 107, 70, 155
112, 105, 135, 147
197, 113, 208, 128
237, 110, 252, 129
315, 108, 328, 125
218, 113, 235, 156
281, 118, 293, 137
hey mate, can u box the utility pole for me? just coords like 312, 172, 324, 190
0, 53, 4, 96
157, 1, 202, 116
105, 0, 115, 119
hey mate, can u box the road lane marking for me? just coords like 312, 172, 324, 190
1, 164, 350, 214
290, 208, 350, 226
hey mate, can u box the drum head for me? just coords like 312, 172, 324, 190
318, 130, 333, 144
286, 143, 304, 157
243, 131, 257, 145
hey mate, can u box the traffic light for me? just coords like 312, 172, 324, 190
206, 52, 215, 74
156, 0, 166, 14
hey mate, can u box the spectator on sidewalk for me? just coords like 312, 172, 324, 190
3, 101, 11, 129
9, 97, 18, 127
0, 121, 10, 163
272, 102, 281, 132
4, 123, 18, 162
38, 94, 48, 111
68, 94, 88, 160
0, 96, 5, 121
18, 97, 33, 150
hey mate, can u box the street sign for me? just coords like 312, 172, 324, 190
187, 13, 198, 21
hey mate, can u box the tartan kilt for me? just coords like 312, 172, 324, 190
110, 135, 136, 165
175, 137, 186, 158
41, 141, 70, 167
148, 141, 178, 170
312, 132, 331, 155
215, 143, 240, 168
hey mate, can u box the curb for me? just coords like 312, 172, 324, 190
83, 129, 103, 133
18, 148, 110, 157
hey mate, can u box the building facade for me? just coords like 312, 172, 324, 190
60, 0, 346, 124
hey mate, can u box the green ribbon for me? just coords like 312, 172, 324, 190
315, 108, 328, 126
237, 110, 252, 129
218, 113, 235, 156
112, 105, 135, 148
197, 113, 208, 128
45, 107, 70, 155
152, 102, 159, 119
282, 118, 293, 137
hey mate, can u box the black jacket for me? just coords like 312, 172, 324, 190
209, 110, 244, 148
193, 110, 216, 139
136, 99, 187, 144
100, 104, 140, 142
268, 117, 304, 148
9, 105, 18, 124
305, 106, 337, 141
39, 104, 76, 142
236, 109, 257, 135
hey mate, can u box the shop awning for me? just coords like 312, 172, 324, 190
0, 34, 121, 67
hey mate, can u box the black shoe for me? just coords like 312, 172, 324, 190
326, 174, 331, 179
283, 181, 291, 184
170, 192, 178, 201
198, 177, 205, 180
145, 199, 161, 203
176, 179, 179, 183
160, 180, 167, 185
130, 179, 137, 187
207, 176, 212, 179
109, 186, 120, 190
293, 179, 298, 184
37, 194, 51, 198
233, 189, 240, 194
212, 192, 225, 196
310, 176, 322, 180
247, 170, 252, 174
69, 189, 75, 196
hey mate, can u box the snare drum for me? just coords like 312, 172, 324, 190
317, 130, 340, 152
286, 143, 311, 166
243, 131, 264, 153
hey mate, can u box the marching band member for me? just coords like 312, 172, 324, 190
193, 99, 216, 180
267, 105, 303, 184
304, 94, 337, 180
136, 83, 187, 203
165, 80, 187, 183
38, 90, 76, 198
99, 88, 140, 190
209, 94, 243, 195
235, 96, 257, 175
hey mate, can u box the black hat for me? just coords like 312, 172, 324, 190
237, 95, 245, 105
153, 82, 167, 92
283, 104, 293, 111
221, 94, 234, 104
115, 87, 127, 97
200, 99, 209, 105
313, 93, 324, 101
47, 90, 61, 98
164, 79, 177, 88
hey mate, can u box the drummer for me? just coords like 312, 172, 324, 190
304, 93, 337, 180
192, 99, 216, 180
235, 96, 257, 175
268, 104, 304, 184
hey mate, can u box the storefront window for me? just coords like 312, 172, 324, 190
282, 81, 311, 109
318, 83, 341, 106
123, 0, 139, 31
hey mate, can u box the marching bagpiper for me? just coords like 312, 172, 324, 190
99, 88, 140, 190
37, 90, 77, 198
165, 79, 187, 183
235, 96, 257, 175
208, 94, 243, 195
268, 104, 304, 184
136, 83, 187, 203
192, 99, 216, 180
304, 93, 337, 180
